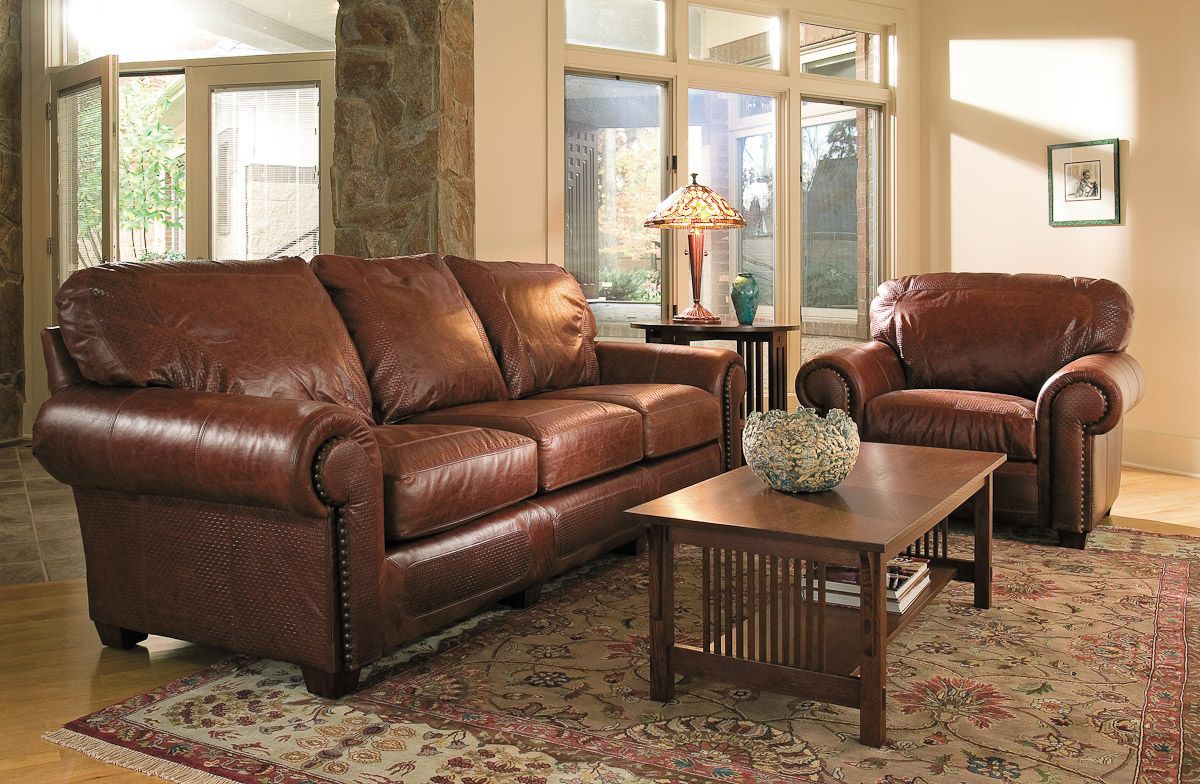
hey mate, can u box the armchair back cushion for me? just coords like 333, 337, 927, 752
56, 258, 374, 420
871, 273, 1134, 398
311, 254, 507, 422
445, 257, 599, 397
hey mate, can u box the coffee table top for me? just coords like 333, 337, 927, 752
627, 442, 1005, 554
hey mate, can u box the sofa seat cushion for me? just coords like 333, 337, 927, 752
311, 254, 507, 423
865, 389, 1037, 460
373, 424, 538, 541
407, 399, 642, 492
532, 384, 720, 458
55, 258, 374, 420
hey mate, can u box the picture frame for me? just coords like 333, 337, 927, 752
1047, 139, 1120, 226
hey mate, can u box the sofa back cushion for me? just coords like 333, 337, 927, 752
445, 257, 599, 397
311, 254, 507, 422
871, 272, 1134, 398
56, 258, 374, 419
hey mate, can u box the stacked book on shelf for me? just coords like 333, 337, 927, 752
822, 555, 931, 614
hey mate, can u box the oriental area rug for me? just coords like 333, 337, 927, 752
46, 526, 1199, 784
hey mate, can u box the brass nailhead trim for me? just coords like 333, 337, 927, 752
313, 439, 356, 669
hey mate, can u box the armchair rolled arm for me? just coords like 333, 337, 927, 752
1035, 352, 1145, 435
33, 385, 380, 517
796, 340, 907, 422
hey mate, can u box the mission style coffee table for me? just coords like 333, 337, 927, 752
625, 442, 1005, 747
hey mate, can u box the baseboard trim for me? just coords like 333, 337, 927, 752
1121, 461, 1200, 480
1123, 427, 1200, 477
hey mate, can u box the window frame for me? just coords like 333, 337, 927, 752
548, 0, 908, 375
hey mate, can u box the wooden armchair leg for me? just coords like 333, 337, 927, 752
302, 666, 361, 699
94, 622, 147, 649
1057, 530, 1088, 550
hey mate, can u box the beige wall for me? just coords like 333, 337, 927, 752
474, 0, 549, 262
921, 0, 1200, 476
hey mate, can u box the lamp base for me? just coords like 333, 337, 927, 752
673, 301, 722, 323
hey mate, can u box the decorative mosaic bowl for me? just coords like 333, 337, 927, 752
742, 408, 861, 493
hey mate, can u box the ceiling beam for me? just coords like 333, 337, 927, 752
179, 0, 334, 53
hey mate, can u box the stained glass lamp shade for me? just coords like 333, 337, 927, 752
644, 174, 746, 322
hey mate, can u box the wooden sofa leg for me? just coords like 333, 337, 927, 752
1057, 530, 1088, 550
499, 585, 542, 609
95, 622, 147, 649
302, 666, 361, 699
613, 535, 647, 556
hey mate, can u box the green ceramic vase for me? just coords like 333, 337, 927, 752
730, 272, 759, 326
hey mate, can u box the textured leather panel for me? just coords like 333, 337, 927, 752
42, 327, 85, 393
594, 341, 746, 469
372, 424, 538, 540
533, 383, 720, 458
1035, 352, 1146, 433
55, 258, 374, 419
381, 502, 552, 647
311, 254, 507, 423
33, 385, 379, 517
949, 460, 1038, 527
796, 340, 907, 423
445, 257, 599, 397
865, 389, 1037, 461
77, 488, 348, 672
638, 443, 723, 499
407, 398, 642, 492
528, 469, 646, 559
871, 273, 1135, 399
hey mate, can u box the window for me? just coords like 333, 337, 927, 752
556, 0, 897, 376
801, 100, 880, 320
62, 0, 336, 65
565, 0, 666, 55
564, 74, 666, 338
798, 23, 880, 82
688, 6, 780, 69
688, 89, 777, 322
118, 74, 185, 262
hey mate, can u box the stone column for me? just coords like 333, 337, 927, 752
0, 2, 20, 439
333, 0, 474, 259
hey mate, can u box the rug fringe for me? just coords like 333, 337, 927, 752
43, 728, 237, 784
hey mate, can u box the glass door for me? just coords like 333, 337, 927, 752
50, 56, 118, 288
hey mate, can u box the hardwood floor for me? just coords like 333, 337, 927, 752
0, 466, 1196, 782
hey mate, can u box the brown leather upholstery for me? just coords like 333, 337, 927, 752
797, 272, 1145, 542
445, 257, 599, 397
865, 389, 1036, 461
35, 254, 742, 698
872, 273, 1134, 399
594, 341, 746, 470
312, 254, 507, 422
373, 424, 537, 540
55, 258, 374, 420
532, 383, 720, 458
407, 398, 642, 492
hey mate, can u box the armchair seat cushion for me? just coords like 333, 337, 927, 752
532, 384, 720, 458
865, 389, 1037, 460
407, 399, 642, 492
373, 424, 538, 541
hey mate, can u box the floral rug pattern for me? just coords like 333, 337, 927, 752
47, 526, 1199, 784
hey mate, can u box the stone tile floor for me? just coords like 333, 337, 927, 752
0, 443, 84, 585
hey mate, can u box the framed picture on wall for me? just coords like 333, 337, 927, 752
1048, 139, 1121, 226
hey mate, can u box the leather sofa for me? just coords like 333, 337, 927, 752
33, 254, 746, 697
796, 273, 1145, 548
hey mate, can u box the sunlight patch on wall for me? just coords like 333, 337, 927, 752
949, 39, 1136, 139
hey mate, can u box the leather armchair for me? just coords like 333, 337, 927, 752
797, 273, 1145, 548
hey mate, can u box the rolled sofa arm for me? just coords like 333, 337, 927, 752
595, 341, 747, 469
1035, 352, 1146, 435
33, 385, 380, 516
795, 340, 907, 422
